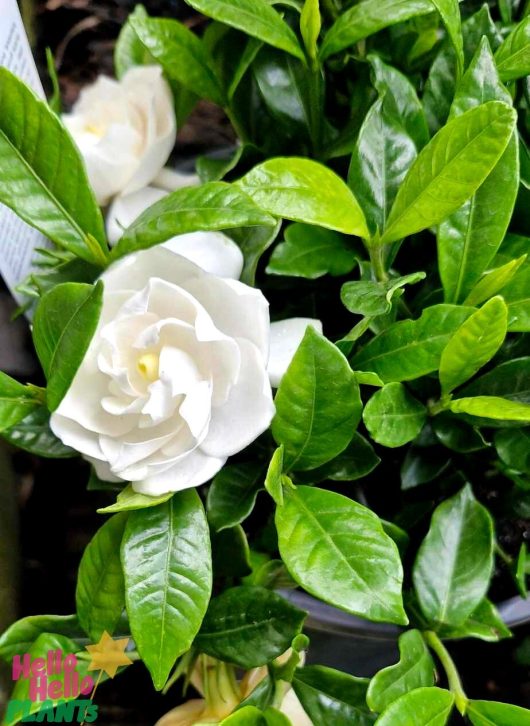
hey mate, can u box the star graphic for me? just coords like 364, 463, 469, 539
85, 631, 133, 678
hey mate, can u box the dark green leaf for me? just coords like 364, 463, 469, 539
0, 68, 107, 266
432, 414, 487, 453
0, 373, 41, 432
0, 405, 75, 457
374, 687, 454, 726
494, 16, 530, 82
32, 281, 103, 411
276, 486, 407, 624
461, 358, 530, 403
351, 305, 473, 383
237, 158, 369, 237
413, 484, 494, 627
437, 598, 512, 642
121, 492, 212, 690
363, 383, 426, 448
430, 0, 463, 75
267, 223, 357, 279
272, 327, 362, 470
211, 525, 252, 578
381, 102, 516, 245
230, 221, 282, 286
292, 665, 375, 725
76, 513, 127, 640
207, 462, 265, 531
196, 586, 306, 667
366, 630, 435, 713
0, 614, 82, 661
495, 428, 530, 473
302, 433, 380, 483
112, 182, 276, 259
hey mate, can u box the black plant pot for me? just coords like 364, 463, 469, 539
282, 590, 530, 678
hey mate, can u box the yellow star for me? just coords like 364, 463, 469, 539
85, 631, 133, 678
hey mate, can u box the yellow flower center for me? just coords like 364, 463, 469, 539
137, 353, 159, 382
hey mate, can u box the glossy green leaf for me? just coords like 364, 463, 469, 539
292, 665, 375, 725
196, 586, 306, 667
450, 396, 530, 423
413, 484, 494, 627
430, 0, 463, 75
265, 446, 285, 506
121, 492, 212, 690
211, 525, 252, 579
0, 68, 107, 266
300, 0, 321, 63
0, 373, 42, 432
272, 327, 362, 470
495, 16, 530, 82
0, 614, 82, 661
367, 630, 435, 713
368, 55, 429, 151
363, 383, 427, 448
97, 484, 173, 513
464, 256, 526, 307
341, 273, 425, 318
237, 158, 369, 238
495, 428, 530, 473
112, 182, 276, 259
276, 486, 407, 624
437, 598, 511, 642
461, 358, 530, 403
0, 405, 74, 457
439, 297, 508, 395
207, 461, 265, 531
76, 513, 127, 640
493, 240, 530, 331
230, 221, 282, 286
467, 699, 530, 725
351, 305, 473, 383
32, 281, 103, 411
302, 433, 380, 483
374, 687, 454, 726
401, 446, 451, 490
348, 96, 417, 235
380, 102, 516, 245
432, 414, 487, 453
438, 39, 518, 304
267, 223, 357, 279
515, 544, 528, 598
221, 707, 265, 725
114, 5, 151, 77
184, 0, 305, 61
320, 0, 433, 60
130, 17, 223, 104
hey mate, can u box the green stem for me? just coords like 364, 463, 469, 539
423, 631, 468, 715
368, 241, 388, 282
428, 397, 451, 417
495, 541, 513, 566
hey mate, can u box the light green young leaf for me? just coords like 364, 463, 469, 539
341, 273, 425, 318
300, 0, 321, 63
380, 102, 516, 245
367, 630, 435, 713
292, 666, 375, 725
0, 373, 42, 433
266, 223, 357, 279
272, 327, 362, 470
237, 158, 369, 238
437, 598, 512, 642
439, 296, 508, 396
76, 513, 127, 641
363, 383, 427, 448
464, 256, 526, 307
112, 182, 276, 259
438, 39, 518, 303
97, 484, 173, 514
0, 614, 82, 662
429, 0, 463, 76
450, 397, 530, 423
221, 707, 265, 725
130, 17, 224, 104
320, 0, 433, 60
467, 699, 530, 725
121, 492, 211, 690
351, 305, 473, 383
196, 586, 306, 668
114, 5, 150, 77
413, 484, 494, 627
374, 687, 454, 726
207, 462, 265, 532
265, 446, 285, 506
0, 68, 107, 266
368, 55, 429, 151
32, 282, 103, 411
184, 0, 305, 61
494, 16, 530, 82
276, 486, 407, 624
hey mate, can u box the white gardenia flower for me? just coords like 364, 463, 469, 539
62, 66, 176, 205
49, 235, 321, 496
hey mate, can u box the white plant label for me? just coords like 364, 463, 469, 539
0, 0, 49, 304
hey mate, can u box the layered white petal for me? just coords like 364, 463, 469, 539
268, 318, 323, 387
132, 448, 226, 495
